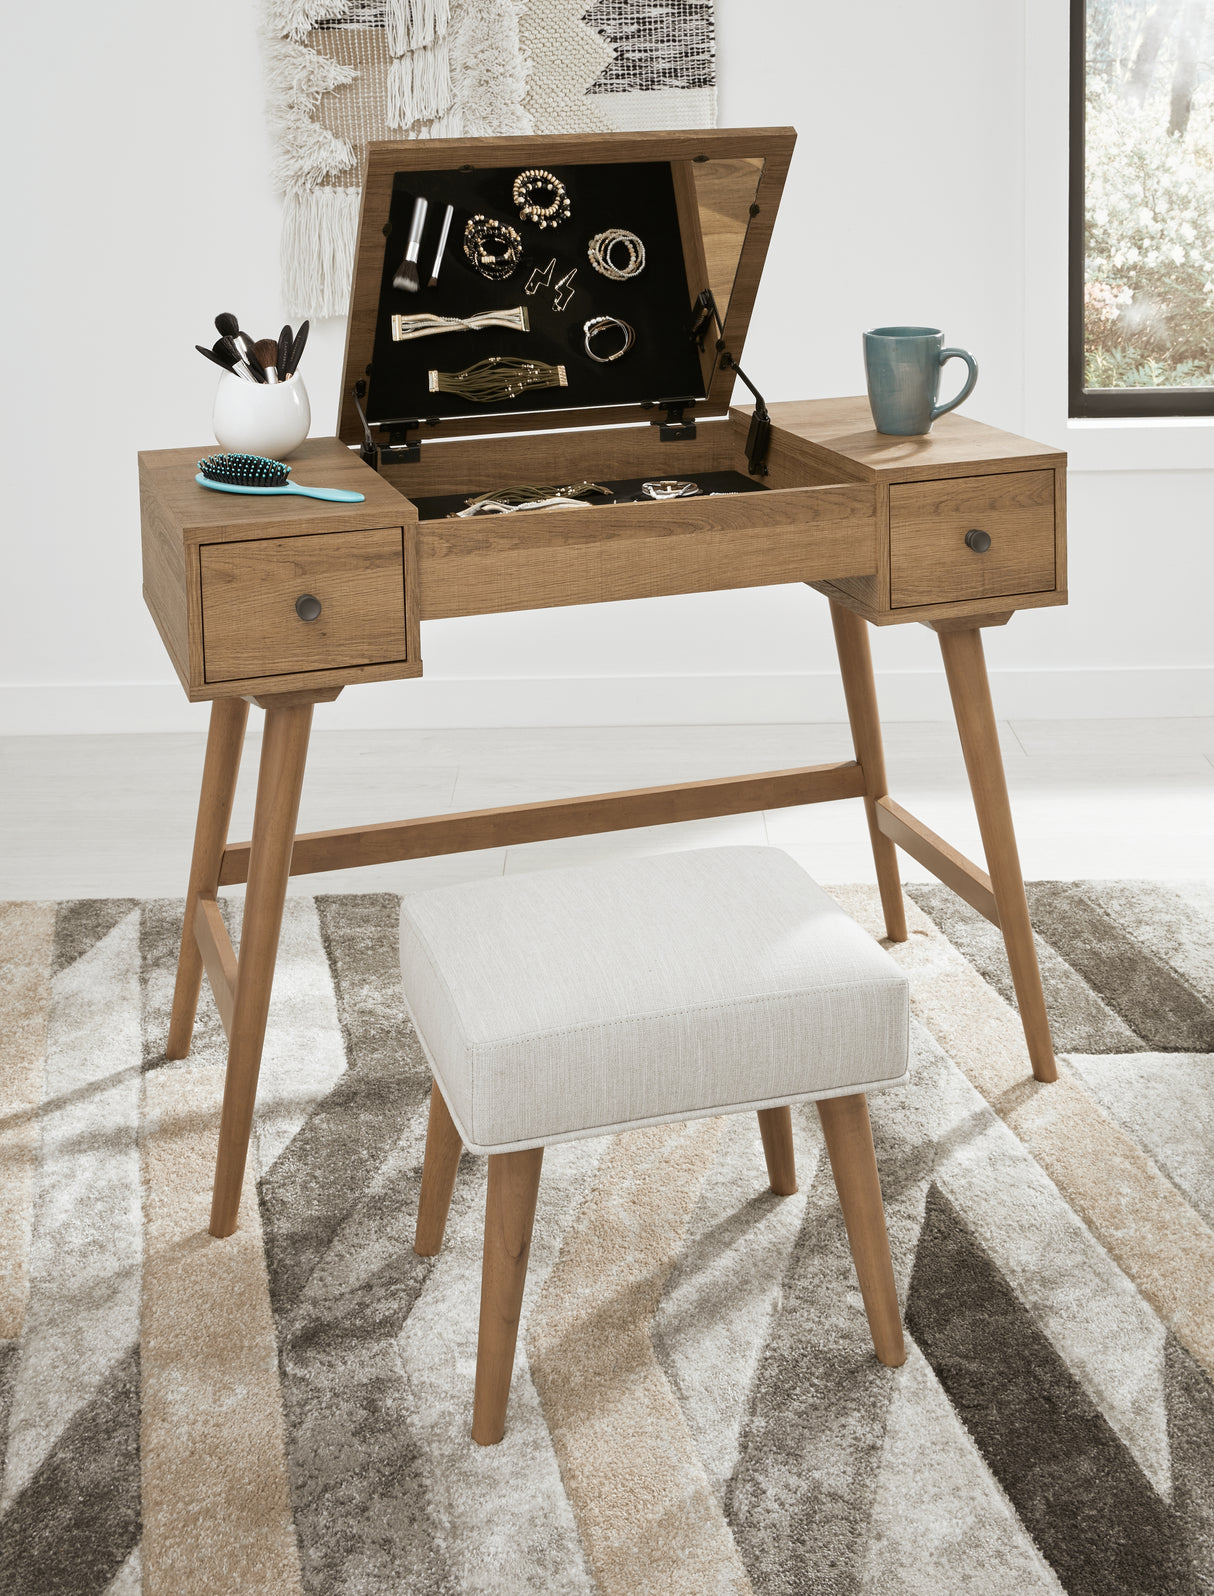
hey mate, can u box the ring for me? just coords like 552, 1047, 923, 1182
512, 169, 571, 230
588, 228, 646, 280
641, 480, 700, 500
583, 315, 635, 363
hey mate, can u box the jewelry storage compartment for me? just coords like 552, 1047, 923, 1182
336, 128, 876, 622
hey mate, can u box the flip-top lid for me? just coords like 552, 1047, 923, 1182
337, 128, 795, 449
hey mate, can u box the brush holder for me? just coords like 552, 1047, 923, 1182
212, 372, 311, 459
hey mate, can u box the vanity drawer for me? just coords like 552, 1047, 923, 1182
200, 527, 410, 683
889, 470, 1056, 609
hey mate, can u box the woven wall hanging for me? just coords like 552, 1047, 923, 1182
263, 0, 717, 318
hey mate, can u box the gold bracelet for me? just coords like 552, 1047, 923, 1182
428, 356, 568, 403
462, 215, 523, 280
391, 307, 530, 342
512, 168, 571, 229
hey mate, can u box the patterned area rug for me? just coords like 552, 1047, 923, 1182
1, 879, 1213, 1595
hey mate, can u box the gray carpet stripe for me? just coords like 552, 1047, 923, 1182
652, 1109, 815, 1500
1164, 1336, 1214, 1576
1064, 1052, 1214, 1229
724, 1033, 958, 1593
0, 1344, 140, 1596
52, 900, 138, 978
724, 1150, 897, 1595
906, 885, 1142, 1054
1024, 883, 1214, 1052
3, 907, 142, 1510
1084, 881, 1214, 1007
261, 893, 431, 1310
0, 1340, 16, 1501
261, 892, 456, 1596
907, 1184, 1199, 1596
139, 898, 229, 1074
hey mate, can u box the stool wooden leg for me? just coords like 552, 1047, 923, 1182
209, 700, 314, 1238
473, 1147, 544, 1446
415, 1084, 463, 1256
757, 1106, 797, 1194
830, 602, 908, 943
167, 697, 248, 1059
817, 1093, 906, 1367
936, 625, 1058, 1083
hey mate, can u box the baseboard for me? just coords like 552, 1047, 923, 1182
1, 666, 1210, 735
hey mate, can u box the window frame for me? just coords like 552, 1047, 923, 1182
1069, 0, 1214, 418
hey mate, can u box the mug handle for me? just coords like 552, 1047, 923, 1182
931, 348, 978, 421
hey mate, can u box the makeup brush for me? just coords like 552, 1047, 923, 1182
253, 339, 280, 383
207, 339, 257, 381
284, 320, 309, 378
276, 325, 293, 382
393, 196, 429, 292
428, 203, 454, 288
214, 312, 257, 364
219, 334, 264, 382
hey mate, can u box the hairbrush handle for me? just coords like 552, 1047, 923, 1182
195, 475, 364, 503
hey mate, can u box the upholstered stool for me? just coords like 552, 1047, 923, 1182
401, 845, 910, 1444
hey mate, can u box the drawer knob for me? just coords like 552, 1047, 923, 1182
295, 593, 322, 621
965, 528, 992, 553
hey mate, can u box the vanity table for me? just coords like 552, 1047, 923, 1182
138, 128, 1066, 1238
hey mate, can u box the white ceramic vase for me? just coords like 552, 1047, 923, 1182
212, 373, 311, 459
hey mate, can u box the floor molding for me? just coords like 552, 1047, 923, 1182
2, 666, 1211, 735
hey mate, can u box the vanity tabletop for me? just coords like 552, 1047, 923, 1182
763, 397, 1065, 484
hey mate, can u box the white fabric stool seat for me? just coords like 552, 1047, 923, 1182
399, 846, 909, 1154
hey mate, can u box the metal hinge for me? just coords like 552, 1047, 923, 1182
644, 397, 698, 442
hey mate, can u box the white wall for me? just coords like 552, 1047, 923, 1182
2, 0, 1210, 734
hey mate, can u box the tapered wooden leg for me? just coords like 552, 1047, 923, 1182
830, 602, 908, 942
817, 1093, 905, 1367
209, 700, 314, 1238
757, 1106, 797, 1194
167, 698, 249, 1059
472, 1147, 544, 1446
414, 1084, 463, 1256
936, 626, 1058, 1083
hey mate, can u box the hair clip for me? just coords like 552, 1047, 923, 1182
552, 267, 577, 311
526, 257, 556, 295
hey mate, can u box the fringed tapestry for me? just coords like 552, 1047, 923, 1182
263, 0, 717, 318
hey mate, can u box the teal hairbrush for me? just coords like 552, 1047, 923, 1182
196, 453, 365, 503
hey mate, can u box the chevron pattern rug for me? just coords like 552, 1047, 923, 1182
1, 879, 1212, 1595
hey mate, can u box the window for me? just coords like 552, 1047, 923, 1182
1071, 0, 1214, 416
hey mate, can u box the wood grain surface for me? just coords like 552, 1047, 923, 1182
889, 470, 1056, 609
200, 526, 409, 683
417, 482, 875, 619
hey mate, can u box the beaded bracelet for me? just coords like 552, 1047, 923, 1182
512, 168, 572, 229
587, 228, 646, 281
462, 215, 523, 280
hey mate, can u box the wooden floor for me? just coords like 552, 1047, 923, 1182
3, 717, 1212, 899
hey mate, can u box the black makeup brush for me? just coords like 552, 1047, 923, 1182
276, 325, 293, 382
214, 311, 259, 364
284, 320, 309, 377
393, 196, 429, 292
219, 334, 263, 382
196, 343, 236, 374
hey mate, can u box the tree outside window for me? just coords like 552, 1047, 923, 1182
1072, 0, 1214, 415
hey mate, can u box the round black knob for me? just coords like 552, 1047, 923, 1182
965, 528, 992, 553
295, 594, 322, 621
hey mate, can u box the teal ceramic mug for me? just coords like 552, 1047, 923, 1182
863, 326, 978, 436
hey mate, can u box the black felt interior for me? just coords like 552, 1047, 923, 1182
409, 469, 767, 522
366, 161, 707, 426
